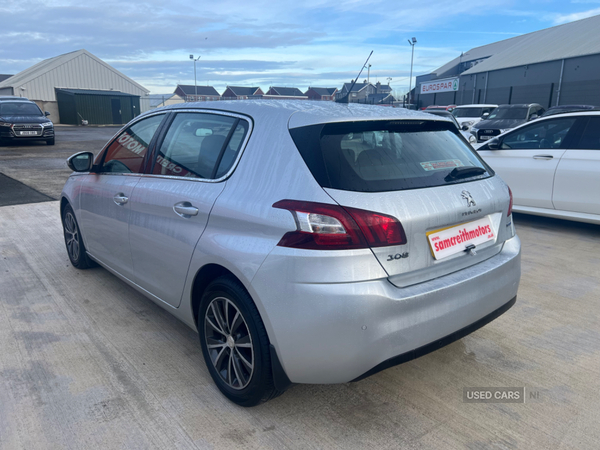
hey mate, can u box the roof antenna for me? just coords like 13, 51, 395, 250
336, 50, 373, 103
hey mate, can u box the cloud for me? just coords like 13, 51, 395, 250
1, 0, 585, 94
552, 7, 600, 24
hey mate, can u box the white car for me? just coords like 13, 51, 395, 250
476, 111, 600, 224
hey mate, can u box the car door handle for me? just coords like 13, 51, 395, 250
113, 193, 129, 205
173, 202, 199, 217
533, 155, 553, 160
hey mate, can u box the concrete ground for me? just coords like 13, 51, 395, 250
1, 201, 599, 449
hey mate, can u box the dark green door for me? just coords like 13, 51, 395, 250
111, 98, 122, 124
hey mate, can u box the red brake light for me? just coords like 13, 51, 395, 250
273, 200, 407, 250
507, 186, 513, 217
344, 207, 407, 247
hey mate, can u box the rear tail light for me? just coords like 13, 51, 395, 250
507, 186, 513, 217
273, 200, 406, 250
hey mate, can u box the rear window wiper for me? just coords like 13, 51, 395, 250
444, 166, 486, 181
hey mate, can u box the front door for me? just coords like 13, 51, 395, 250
129, 111, 249, 307
78, 113, 165, 279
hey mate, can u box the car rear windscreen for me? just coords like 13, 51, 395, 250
453, 107, 485, 117
290, 120, 492, 192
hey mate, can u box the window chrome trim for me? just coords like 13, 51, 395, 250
144, 108, 254, 184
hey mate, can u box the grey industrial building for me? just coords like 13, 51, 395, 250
0, 49, 149, 124
415, 14, 600, 109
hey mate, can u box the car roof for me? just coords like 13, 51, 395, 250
149, 100, 454, 129
495, 103, 541, 108
454, 104, 497, 108
0, 96, 30, 101
425, 110, 452, 116
546, 104, 599, 111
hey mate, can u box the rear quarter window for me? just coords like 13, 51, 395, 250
290, 120, 492, 192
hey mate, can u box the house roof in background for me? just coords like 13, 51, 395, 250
307, 87, 337, 96
342, 82, 369, 92
268, 86, 305, 96
175, 84, 220, 96
225, 86, 261, 96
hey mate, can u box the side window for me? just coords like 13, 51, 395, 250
215, 121, 249, 178
152, 113, 249, 179
572, 117, 600, 150
100, 114, 164, 173
500, 118, 576, 150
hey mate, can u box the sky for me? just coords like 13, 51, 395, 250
1, 0, 599, 96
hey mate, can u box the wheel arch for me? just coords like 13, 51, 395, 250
60, 196, 70, 221
191, 264, 239, 329
190, 262, 292, 392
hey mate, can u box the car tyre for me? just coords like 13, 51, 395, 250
46, 137, 55, 145
62, 204, 94, 269
198, 276, 283, 406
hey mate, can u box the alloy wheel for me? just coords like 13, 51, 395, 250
204, 297, 254, 390
64, 212, 80, 262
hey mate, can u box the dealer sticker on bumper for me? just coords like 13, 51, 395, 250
427, 216, 496, 260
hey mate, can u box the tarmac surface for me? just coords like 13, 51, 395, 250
0, 126, 120, 203
1, 201, 599, 449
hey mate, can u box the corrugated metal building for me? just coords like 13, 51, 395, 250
416, 14, 600, 109
0, 49, 149, 124
56, 89, 141, 125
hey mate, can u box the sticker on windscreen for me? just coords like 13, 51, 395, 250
420, 159, 465, 171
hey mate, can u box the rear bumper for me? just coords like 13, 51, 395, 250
252, 235, 521, 384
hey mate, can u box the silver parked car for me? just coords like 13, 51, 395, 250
61, 101, 521, 406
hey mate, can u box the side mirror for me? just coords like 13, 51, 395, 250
481, 112, 490, 119
461, 124, 470, 131
529, 114, 538, 121
487, 138, 500, 150
44, 111, 51, 116
67, 152, 94, 172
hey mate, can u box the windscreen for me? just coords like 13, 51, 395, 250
0, 102, 43, 116
290, 120, 492, 192
487, 107, 527, 120
453, 108, 485, 117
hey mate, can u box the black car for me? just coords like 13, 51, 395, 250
471, 103, 544, 143
0, 98, 55, 145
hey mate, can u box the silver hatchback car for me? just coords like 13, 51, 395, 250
61, 101, 521, 406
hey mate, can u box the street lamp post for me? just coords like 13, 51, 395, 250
407, 37, 417, 107
189, 54, 201, 101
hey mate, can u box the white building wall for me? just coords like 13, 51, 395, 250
19, 53, 148, 102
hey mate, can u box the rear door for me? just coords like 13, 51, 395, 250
477, 117, 578, 209
128, 111, 250, 307
553, 116, 600, 215
78, 113, 166, 279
